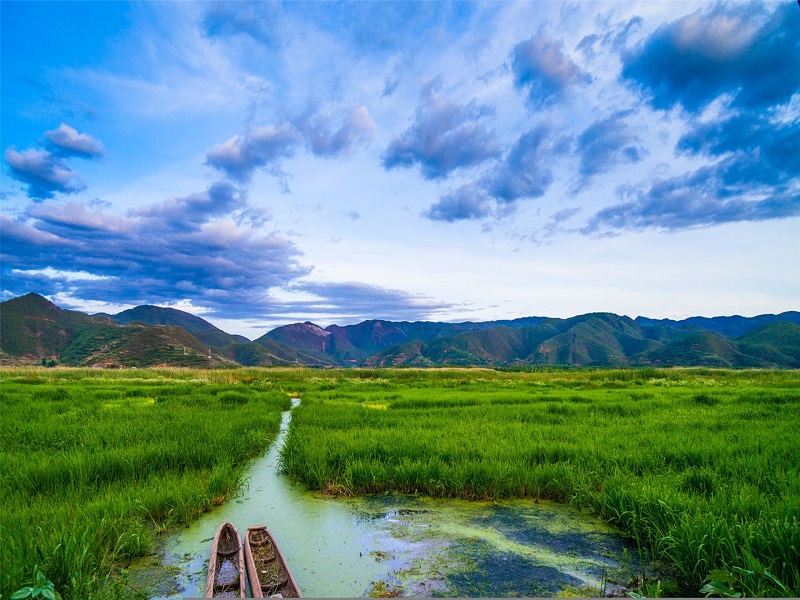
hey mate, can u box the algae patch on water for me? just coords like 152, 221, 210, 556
347, 494, 652, 597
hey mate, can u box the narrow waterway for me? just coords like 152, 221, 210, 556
132, 399, 653, 598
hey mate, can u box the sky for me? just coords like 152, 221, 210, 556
1, 1, 798, 339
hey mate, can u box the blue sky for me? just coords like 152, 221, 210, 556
1, 1, 798, 338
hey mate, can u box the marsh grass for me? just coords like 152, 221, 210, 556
279, 368, 800, 597
0, 368, 290, 599
3, 366, 798, 598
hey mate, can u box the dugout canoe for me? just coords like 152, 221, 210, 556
205, 521, 245, 598
244, 525, 302, 598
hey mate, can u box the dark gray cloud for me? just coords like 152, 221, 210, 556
0, 184, 310, 317
202, 0, 282, 46
621, 3, 800, 113
512, 30, 590, 108
44, 124, 105, 159
424, 126, 565, 223
3, 147, 86, 200
382, 80, 502, 180
575, 111, 646, 189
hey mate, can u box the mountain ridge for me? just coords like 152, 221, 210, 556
1, 293, 797, 369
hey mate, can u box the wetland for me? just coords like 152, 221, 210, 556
1, 367, 798, 598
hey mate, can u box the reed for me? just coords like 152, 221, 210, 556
279, 368, 800, 597
0, 368, 290, 600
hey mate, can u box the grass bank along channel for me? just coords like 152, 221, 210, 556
3, 367, 798, 598
135, 398, 657, 598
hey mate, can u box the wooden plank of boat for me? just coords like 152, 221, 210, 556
205, 521, 245, 598
244, 525, 302, 598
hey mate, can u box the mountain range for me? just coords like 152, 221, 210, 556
1, 292, 798, 369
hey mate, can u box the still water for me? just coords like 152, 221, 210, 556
134, 400, 647, 598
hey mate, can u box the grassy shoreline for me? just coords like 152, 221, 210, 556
278, 367, 800, 597
0, 368, 291, 599
2, 367, 798, 598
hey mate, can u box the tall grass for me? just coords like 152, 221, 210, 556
279, 368, 800, 597
0, 368, 290, 600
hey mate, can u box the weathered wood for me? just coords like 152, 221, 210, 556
244, 525, 302, 598
205, 521, 245, 598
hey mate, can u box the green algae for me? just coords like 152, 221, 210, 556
131, 401, 662, 598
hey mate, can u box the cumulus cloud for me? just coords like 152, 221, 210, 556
4, 124, 104, 199
382, 80, 501, 180
484, 127, 560, 202
583, 172, 800, 235
44, 124, 105, 158
621, 3, 800, 112
206, 105, 375, 184
425, 184, 492, 222
1, 183, 309, 317
574, 111, 647, 189
205, 124, 299, 184
585, 84, 800, 235
4, 147, 86, 200
512, 30, 590, 108
425, 126, 565, 222
293, 105, 375, 157
676, 114, 800, 187
133, 180, 247, 229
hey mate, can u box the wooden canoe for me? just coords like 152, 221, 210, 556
205, 521, 245, 598
244, 525, 302, 598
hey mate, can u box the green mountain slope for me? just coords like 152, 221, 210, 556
111, 305, 248, 347
635, 311, 800, 337
734, 322, 800, 368
0, 293, 111, 362
59, 323, 237, 368
0, 294, 234, 367
222, 339, 325, 367
2, 293, 797, 369
365, 313, 800, 369
265, 316, 549, 366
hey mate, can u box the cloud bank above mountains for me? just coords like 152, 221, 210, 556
1, 1, 798, 333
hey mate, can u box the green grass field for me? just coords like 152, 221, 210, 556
0, 368, 291, 599
2, 367, 798, 598
279, 368, 800, 597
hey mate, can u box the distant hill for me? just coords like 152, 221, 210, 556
58, 322, 237, 368
110, 305, 249, 347
1, 293, 797, 369
263, 316, 548, 365
364, 313, 800, 369
635, 312, 800, 337
0, 294, 298, 368
0, 293, 111, 362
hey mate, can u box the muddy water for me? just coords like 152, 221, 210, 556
134, 400, 650, 598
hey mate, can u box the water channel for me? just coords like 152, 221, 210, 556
132, 400, 651, 598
